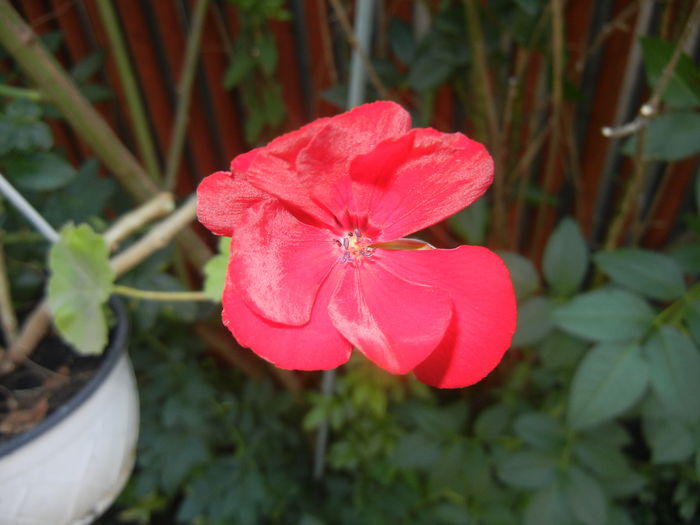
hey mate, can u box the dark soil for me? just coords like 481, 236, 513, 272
0, 331, 102, 443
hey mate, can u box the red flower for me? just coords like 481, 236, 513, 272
197, 102, 516, 388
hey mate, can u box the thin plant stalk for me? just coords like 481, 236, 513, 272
0, 173, 59, 243
463, 0, 505, 246
164, 0, 210, 191
0, 240, 18, 345
0, 84, 42, 101
112, 285, 209, 302
95, 0, 162, 183
531, 0, 565, 255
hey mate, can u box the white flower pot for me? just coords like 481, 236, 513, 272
0, 300, 139, 525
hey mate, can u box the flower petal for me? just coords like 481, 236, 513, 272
229, 200, 340, 326
196, 171, 269, 236
328, 258, 452, 375
295, 101, 412, 226
377, 247, 516, 388
222, 267, 352, 370
349, 128, 493, 240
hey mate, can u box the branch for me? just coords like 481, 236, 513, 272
601, 1, 700, 138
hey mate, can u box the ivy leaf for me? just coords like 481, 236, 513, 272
203, 237, 231, 301
542, 218, 588, 297
568, 342, 649, 430
47, 223, 114, 354
554, 288, 654, 342
594, 248, 685, 301
256, 34, 278, 76
644, 326, 700, 424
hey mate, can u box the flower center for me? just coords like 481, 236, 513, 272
336, 228, 375, 263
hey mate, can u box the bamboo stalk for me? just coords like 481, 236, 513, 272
164, 0, 211, 191
0, 0, 158, 202
95, 0, 162, 183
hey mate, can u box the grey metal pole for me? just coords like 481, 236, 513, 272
0, 172, 59, 243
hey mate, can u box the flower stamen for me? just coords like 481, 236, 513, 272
337, 230, 375, 263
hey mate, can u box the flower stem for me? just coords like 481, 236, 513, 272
0, 238, 18, 345
164, 0, 210, 191
0, 83, 42, 101
112, 284, 209, 302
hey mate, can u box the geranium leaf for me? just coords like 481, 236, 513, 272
203, 237, 231, 302
594, 248, 686, 301
644, 325, 700, 424
47, 223, 114, 354
568, 342, 648, 430
554, 288, 654, 342
542, 218, 588, 297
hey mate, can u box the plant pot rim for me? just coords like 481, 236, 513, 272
0, 296, 129, 458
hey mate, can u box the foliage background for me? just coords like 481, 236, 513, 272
1, 0, 700, 524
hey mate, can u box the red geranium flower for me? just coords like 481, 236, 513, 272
197, 102, 516, 388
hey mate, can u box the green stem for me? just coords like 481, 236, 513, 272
0, 0, 158, 202
0, 83, 42, 100
112, 284, 210, 302
652, 282, 700, 330
95, 0, 162, 183
164, 0, 210, 191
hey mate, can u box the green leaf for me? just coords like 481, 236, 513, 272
447, 195, 488, 245
391, 431, 441, 470
542, 218, 588, 297
513, 296, 554, 346
223, 52, 255, 89
497, 251, 540, 300
594, 248, 685, 301
562, 467, 608, 525
496, 450, 558, 490
474, 403, 511, 440
47, 223, 114, 354
389, 18, 416, 65
643, 416, 694, 464
567, 342, 648, 430
538, 330, 587, 371
644, 325, 700, 424
256, 34, 278, 76
514, 412, 564, 450
640, 36, 700, 108
4, 151, 77, 191
70, 50, 105, 83
670, 242, 700, 275
623, 111, 700, 161
524, 483, 577, 525
203, 237, 230, 301
696, 448, 700, 482
554, 288, 654, 342
686, 300, 700, 346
